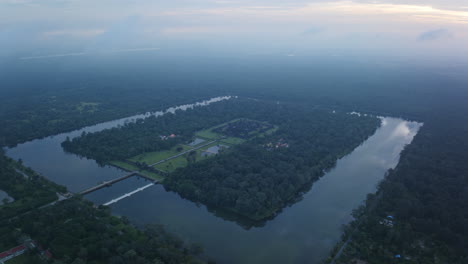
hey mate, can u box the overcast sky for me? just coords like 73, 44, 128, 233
1, 0, 467, 59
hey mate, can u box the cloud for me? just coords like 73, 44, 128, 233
2, 1, 468, 59
19, 48, 160, 60
302, 26, 323, 35
161, 26, 223, 34
43, 29, 105, 38
418, 28, 453, 41
157, 2, 468, 26
85, 15, 146, 51
19, 52, 86, 60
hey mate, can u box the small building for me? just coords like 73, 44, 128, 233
276, 142, 289, 148
275, 139, 289, 148
379, 218, 394, 227
0, 245, 27, 263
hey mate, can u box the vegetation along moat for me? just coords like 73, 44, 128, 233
62, 99, 381, 223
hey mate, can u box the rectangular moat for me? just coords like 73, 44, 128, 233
6, 98, 422, 264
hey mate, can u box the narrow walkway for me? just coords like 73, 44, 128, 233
78, 171, 138, 195
148, 140, 218, 167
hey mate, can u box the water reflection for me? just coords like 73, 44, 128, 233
6, 110, 422, 264
5, 96, 231, 192
109, 117, 421, 264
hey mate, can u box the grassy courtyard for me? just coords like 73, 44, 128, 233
107, 119, 274, 181
128, 145, 193, 165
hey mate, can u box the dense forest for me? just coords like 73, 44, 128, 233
0, 153, 208, 264
326, 111, 468, 264
62, 99, 380, 222
1, 198, 208, 264
61, 99, 254, 164
2, 55, 468, 263
59, 99, 293, 163
0, 57, 226, 147
0, 151, 65, 220
0, 88, 214, 148
164, 106, 379, 222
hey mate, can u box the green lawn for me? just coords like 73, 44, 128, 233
109, 160, 139, 172
263, 126, 279, 136
195, 129, 222, 140
138, 170, 164, 181
129, 145, 192, 165
153, 142, 226, 172
153, 155, 188, 172
220, 137, 245, 145
109, 119, 275, 176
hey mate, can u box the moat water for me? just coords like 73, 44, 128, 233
6, 97, 422, 264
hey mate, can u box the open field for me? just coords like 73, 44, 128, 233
152, 141, 227, 172
107, 118, 274, 180
220, 137, 245, 145
129, 145, 192, 165
195, 129, 222, 140
109, 160, 139, 172
194, 118, 242, 140
153, 155, 189, 172
262, 126, 279, 136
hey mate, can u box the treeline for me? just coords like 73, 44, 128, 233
327, 114, 468, 264
0, 77, 219, 148
164, 103, 380, 222
1, 197, 208, 264
0, 151, 208, 264
0, 150, 65, 220
64, 99, 380, 222
62, 99, 265, 164
319, 102, 468, 264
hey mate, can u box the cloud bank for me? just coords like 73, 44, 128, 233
0, 0, 467, 59
418, 28, 453, 41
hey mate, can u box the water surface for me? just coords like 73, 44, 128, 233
6, 102, 421, 263
6, 96, 230, 192
109, 118, 421, 264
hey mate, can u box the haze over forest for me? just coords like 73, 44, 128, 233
1, 1, 468, 264
1, 0, 468, 60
